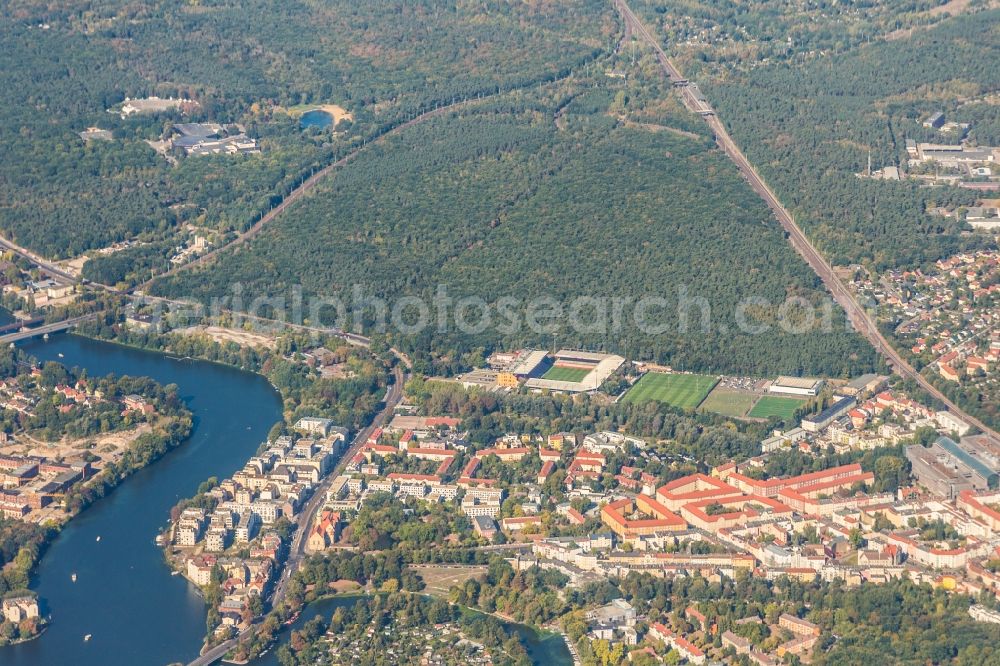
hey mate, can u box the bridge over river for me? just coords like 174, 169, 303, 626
0, 313, 100, 344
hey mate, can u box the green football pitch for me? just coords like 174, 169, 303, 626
699, 387, 758, 418
541, 366, 591, 382
622, 373, 718, 409
747, 395, 806, 420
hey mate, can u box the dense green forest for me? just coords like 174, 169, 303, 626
155, 77, 877, 377
0, 519, 54, 597
0, 0, 609, 257
4, 0, 883, 378
78, 313, 390, 429
695, 10, 1000, 269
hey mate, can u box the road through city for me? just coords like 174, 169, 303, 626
188, 361, 406, 666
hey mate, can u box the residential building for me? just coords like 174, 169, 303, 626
2, 596, 39, 623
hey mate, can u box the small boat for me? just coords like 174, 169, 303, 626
71, 573, 77, 582
95, 536, 101, 542
171, 571, 180, 576
84, 634, 91, 642
57, 353, 64, 358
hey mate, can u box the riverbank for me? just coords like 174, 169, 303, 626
75, 319, 391, 431
0, 623, 49, 648
1, 335, 285, 666
0, 356, 193, 647
90, 321, 394, 653
172, 325, 277, 351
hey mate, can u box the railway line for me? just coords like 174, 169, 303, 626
613, 0, 999, 442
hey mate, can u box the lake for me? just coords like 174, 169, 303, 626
1, 334, 284, 666
299, 109, 334, 129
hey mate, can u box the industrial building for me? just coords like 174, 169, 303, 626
841, 374, 888, 396
906, 436, 1000, 499
912, 143, 997, 167
923, 112, 945, 129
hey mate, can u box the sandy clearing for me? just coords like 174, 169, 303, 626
174, 325, 277, 350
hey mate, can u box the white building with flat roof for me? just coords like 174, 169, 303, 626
769, 376, 824, 396
936, 411, 972, 437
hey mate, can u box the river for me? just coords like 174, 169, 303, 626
1, 334, 570, 666
2, 334, 284, 666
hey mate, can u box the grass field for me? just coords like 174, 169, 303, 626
542, 366, 591, 382
622, 373, 718, 409
748, 395, 807, 420
699, 387, 758, 418
408, 564, 488, 597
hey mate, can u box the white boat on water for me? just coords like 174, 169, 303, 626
71, 573, 77, 582
57, 353, 64, 358
95, 536, 101, 542
84, 634, 91, 642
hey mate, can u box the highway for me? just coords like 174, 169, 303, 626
613, 0, 1000, 442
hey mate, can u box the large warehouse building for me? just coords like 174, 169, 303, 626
906, 436, 1000, 499
769, 376, 824, 397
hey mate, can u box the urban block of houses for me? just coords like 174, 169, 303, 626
2, 596, 39, 623
648, 622, 706, 664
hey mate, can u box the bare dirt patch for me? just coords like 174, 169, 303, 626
174, 325, 277, 350
0, 423, 154, 466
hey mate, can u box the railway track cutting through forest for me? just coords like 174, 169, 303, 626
613, 0, 999, 442
145, 101, 472, 288
144, 66, 584, 291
